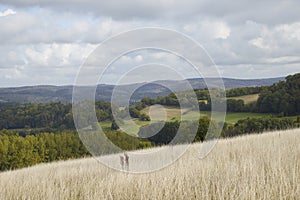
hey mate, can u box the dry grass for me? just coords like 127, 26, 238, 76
1, 129, 300, 199
228, 94, 259, 104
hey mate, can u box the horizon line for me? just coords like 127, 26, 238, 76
0, 75, 288, 89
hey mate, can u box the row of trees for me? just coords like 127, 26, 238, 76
226, 86, 266, 97
222, 117, 298, 137
140, 89, 203, 108
137, 115, 299, 146
138, 117, 218, 145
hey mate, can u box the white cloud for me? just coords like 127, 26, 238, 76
134, 55, 143, 62
0, 9, 16, 17
262, 56, 300, 65
184, 20, 231, 39
249, 37, 273, 51
276, 23, 300, 41
23, 43, 96, 68
248, 22, 300, 56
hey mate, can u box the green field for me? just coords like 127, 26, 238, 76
206, 111, 269, 124
90, 110, 300, 138
100, 119, 150, 136
179, 110, 268, 124
142, 106, 269, 124
99, 121, 112, 132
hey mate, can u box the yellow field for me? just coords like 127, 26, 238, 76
1, 129, 299, 199
228, 94, 259, 104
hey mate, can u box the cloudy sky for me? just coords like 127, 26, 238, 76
0, 0, 300, 87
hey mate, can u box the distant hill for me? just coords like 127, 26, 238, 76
0, 77, 284, 104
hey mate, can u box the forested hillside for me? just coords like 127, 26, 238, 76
257, 73, 300, 115
0, 101, 113, 132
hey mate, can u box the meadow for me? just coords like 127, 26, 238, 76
0, 128, 299, 199
141, 105, 268, 124
99, 106, 271, 136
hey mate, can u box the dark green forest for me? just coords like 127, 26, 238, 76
222, 117, 298, 137
0, 101, 114, 132
256, 73, 300, 115
226, 86, 267, 97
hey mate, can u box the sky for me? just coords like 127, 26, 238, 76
0, 0, 300, 87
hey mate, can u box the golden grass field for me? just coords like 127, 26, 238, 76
228, 94, 259, 104
0, 129, 299, 199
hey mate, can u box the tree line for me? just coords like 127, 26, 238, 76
137, 116, 299, 146
226, 86, 266, 97
138, 117, 215, 145
0, 101, 114, 132
222, 117, 299, 137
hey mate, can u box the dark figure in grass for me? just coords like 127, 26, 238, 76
120, 152, 129, 171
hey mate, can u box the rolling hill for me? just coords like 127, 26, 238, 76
0, 77, 284, 104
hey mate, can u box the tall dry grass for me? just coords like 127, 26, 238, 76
0, 129, 299, 199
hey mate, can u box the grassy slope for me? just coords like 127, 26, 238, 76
0, 129, 299, 199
